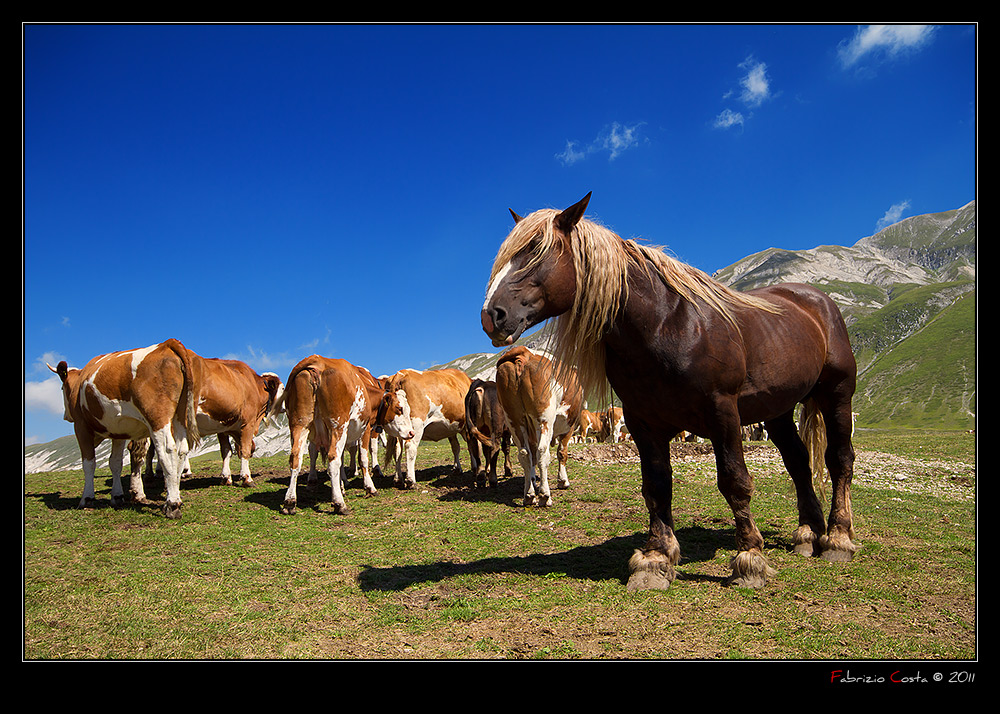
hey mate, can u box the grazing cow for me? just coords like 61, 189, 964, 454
495, 346, 583, 506
195, 359, 284, 486
279, 355, 412, 515
600, 406, 628, 443
575, 409, 603, 443
464, 378, 513, 487
381, 368, 472, 489
47, 339, 203, 518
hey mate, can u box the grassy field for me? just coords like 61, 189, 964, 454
23, 430, 976, 662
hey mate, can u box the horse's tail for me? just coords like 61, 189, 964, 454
798, 398, 827, 494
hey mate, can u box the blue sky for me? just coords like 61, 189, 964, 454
23, 23, 977, 446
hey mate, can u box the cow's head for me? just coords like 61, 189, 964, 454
374, 389, 415, 440
46, 361, 77, 423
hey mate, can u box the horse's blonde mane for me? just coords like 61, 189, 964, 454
491, 208, 781, 401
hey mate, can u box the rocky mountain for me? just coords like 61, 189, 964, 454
712, 200, 976, 429
25, 201, 975, 473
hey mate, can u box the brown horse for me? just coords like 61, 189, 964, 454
481, 192, 860, 590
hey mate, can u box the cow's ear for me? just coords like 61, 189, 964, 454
555, 192, 591, 233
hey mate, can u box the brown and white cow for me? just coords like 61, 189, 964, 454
574, 409, 603, 443
48, 339, 203, 518
464, 378, 512, 488
279, 355, 412, 515
195, 359, 284, 487
495, 346, 583, 507
600, 406, 628, 443
381, 368, 472, 489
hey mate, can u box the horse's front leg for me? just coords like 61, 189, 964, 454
627, 422, 681, 591
712, 415, 776, 588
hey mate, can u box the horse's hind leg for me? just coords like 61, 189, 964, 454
815, 395, 860, 561
626, 421, 682, 592
765, 410, 827, 556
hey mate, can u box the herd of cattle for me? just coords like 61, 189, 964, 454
47, 338, 655, 519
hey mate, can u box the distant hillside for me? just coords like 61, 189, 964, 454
713, 201, 976, 430
25, 201, 975, 473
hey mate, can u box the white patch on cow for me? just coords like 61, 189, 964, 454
483, 260, 513, 308
386, 389, 415, 438
128, 344, 159, 377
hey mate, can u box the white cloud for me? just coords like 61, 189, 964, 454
556, 122, 645, 165
877, 200, 911, 230
714, 56, 772, 131
713, 108, 745, 130
738, 56, 771, 108
838, 25, 936, 68
25, 375, 66, 416
555, 140, 586, 166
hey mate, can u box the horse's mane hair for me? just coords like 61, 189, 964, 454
490, 208, 782, 401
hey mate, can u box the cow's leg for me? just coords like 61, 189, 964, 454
486, 440, 500, 487
150, 423, 185, 519
108, 439, 128, 507
555, 431, 572, 490
219, 434, 235, 486
327, 426, 351, 515
357, 436, 377, 496
448, 434, 462, 475
370, 432, 383, 479
516, 427, 539, 506
306, 440, 322, 491
533, 422, 554, 506
282, 423, 309, 515
469, 435, 484, 486
234, 431, 255, 487
501, 433, 513, 480
402, 434, 422, 489
127, 439, 150, 504
626, 420, 682, 591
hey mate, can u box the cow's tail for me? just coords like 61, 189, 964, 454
798, 398, 827, 496
165, 338, 201, 446
463, 385, 492, 447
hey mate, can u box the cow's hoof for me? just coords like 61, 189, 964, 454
162, 501, 183, 520
280, 501, 297, 515
333, 503, 350, 515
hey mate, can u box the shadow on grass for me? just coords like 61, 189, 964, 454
353, 521, 775, 591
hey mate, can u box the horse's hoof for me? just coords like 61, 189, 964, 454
626, 549, 677, 592
819, 530, 861, 562
726, 550, 776, 589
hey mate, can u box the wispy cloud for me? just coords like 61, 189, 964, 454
714, 55, 772, 131
838, 25, 936, 69
877, 200, 911, 230
556, 121, 646, 165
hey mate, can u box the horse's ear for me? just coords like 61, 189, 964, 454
509, 208, 523, 223
555, 192, 592, 233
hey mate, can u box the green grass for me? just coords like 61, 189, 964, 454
23, 432, 976, 660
